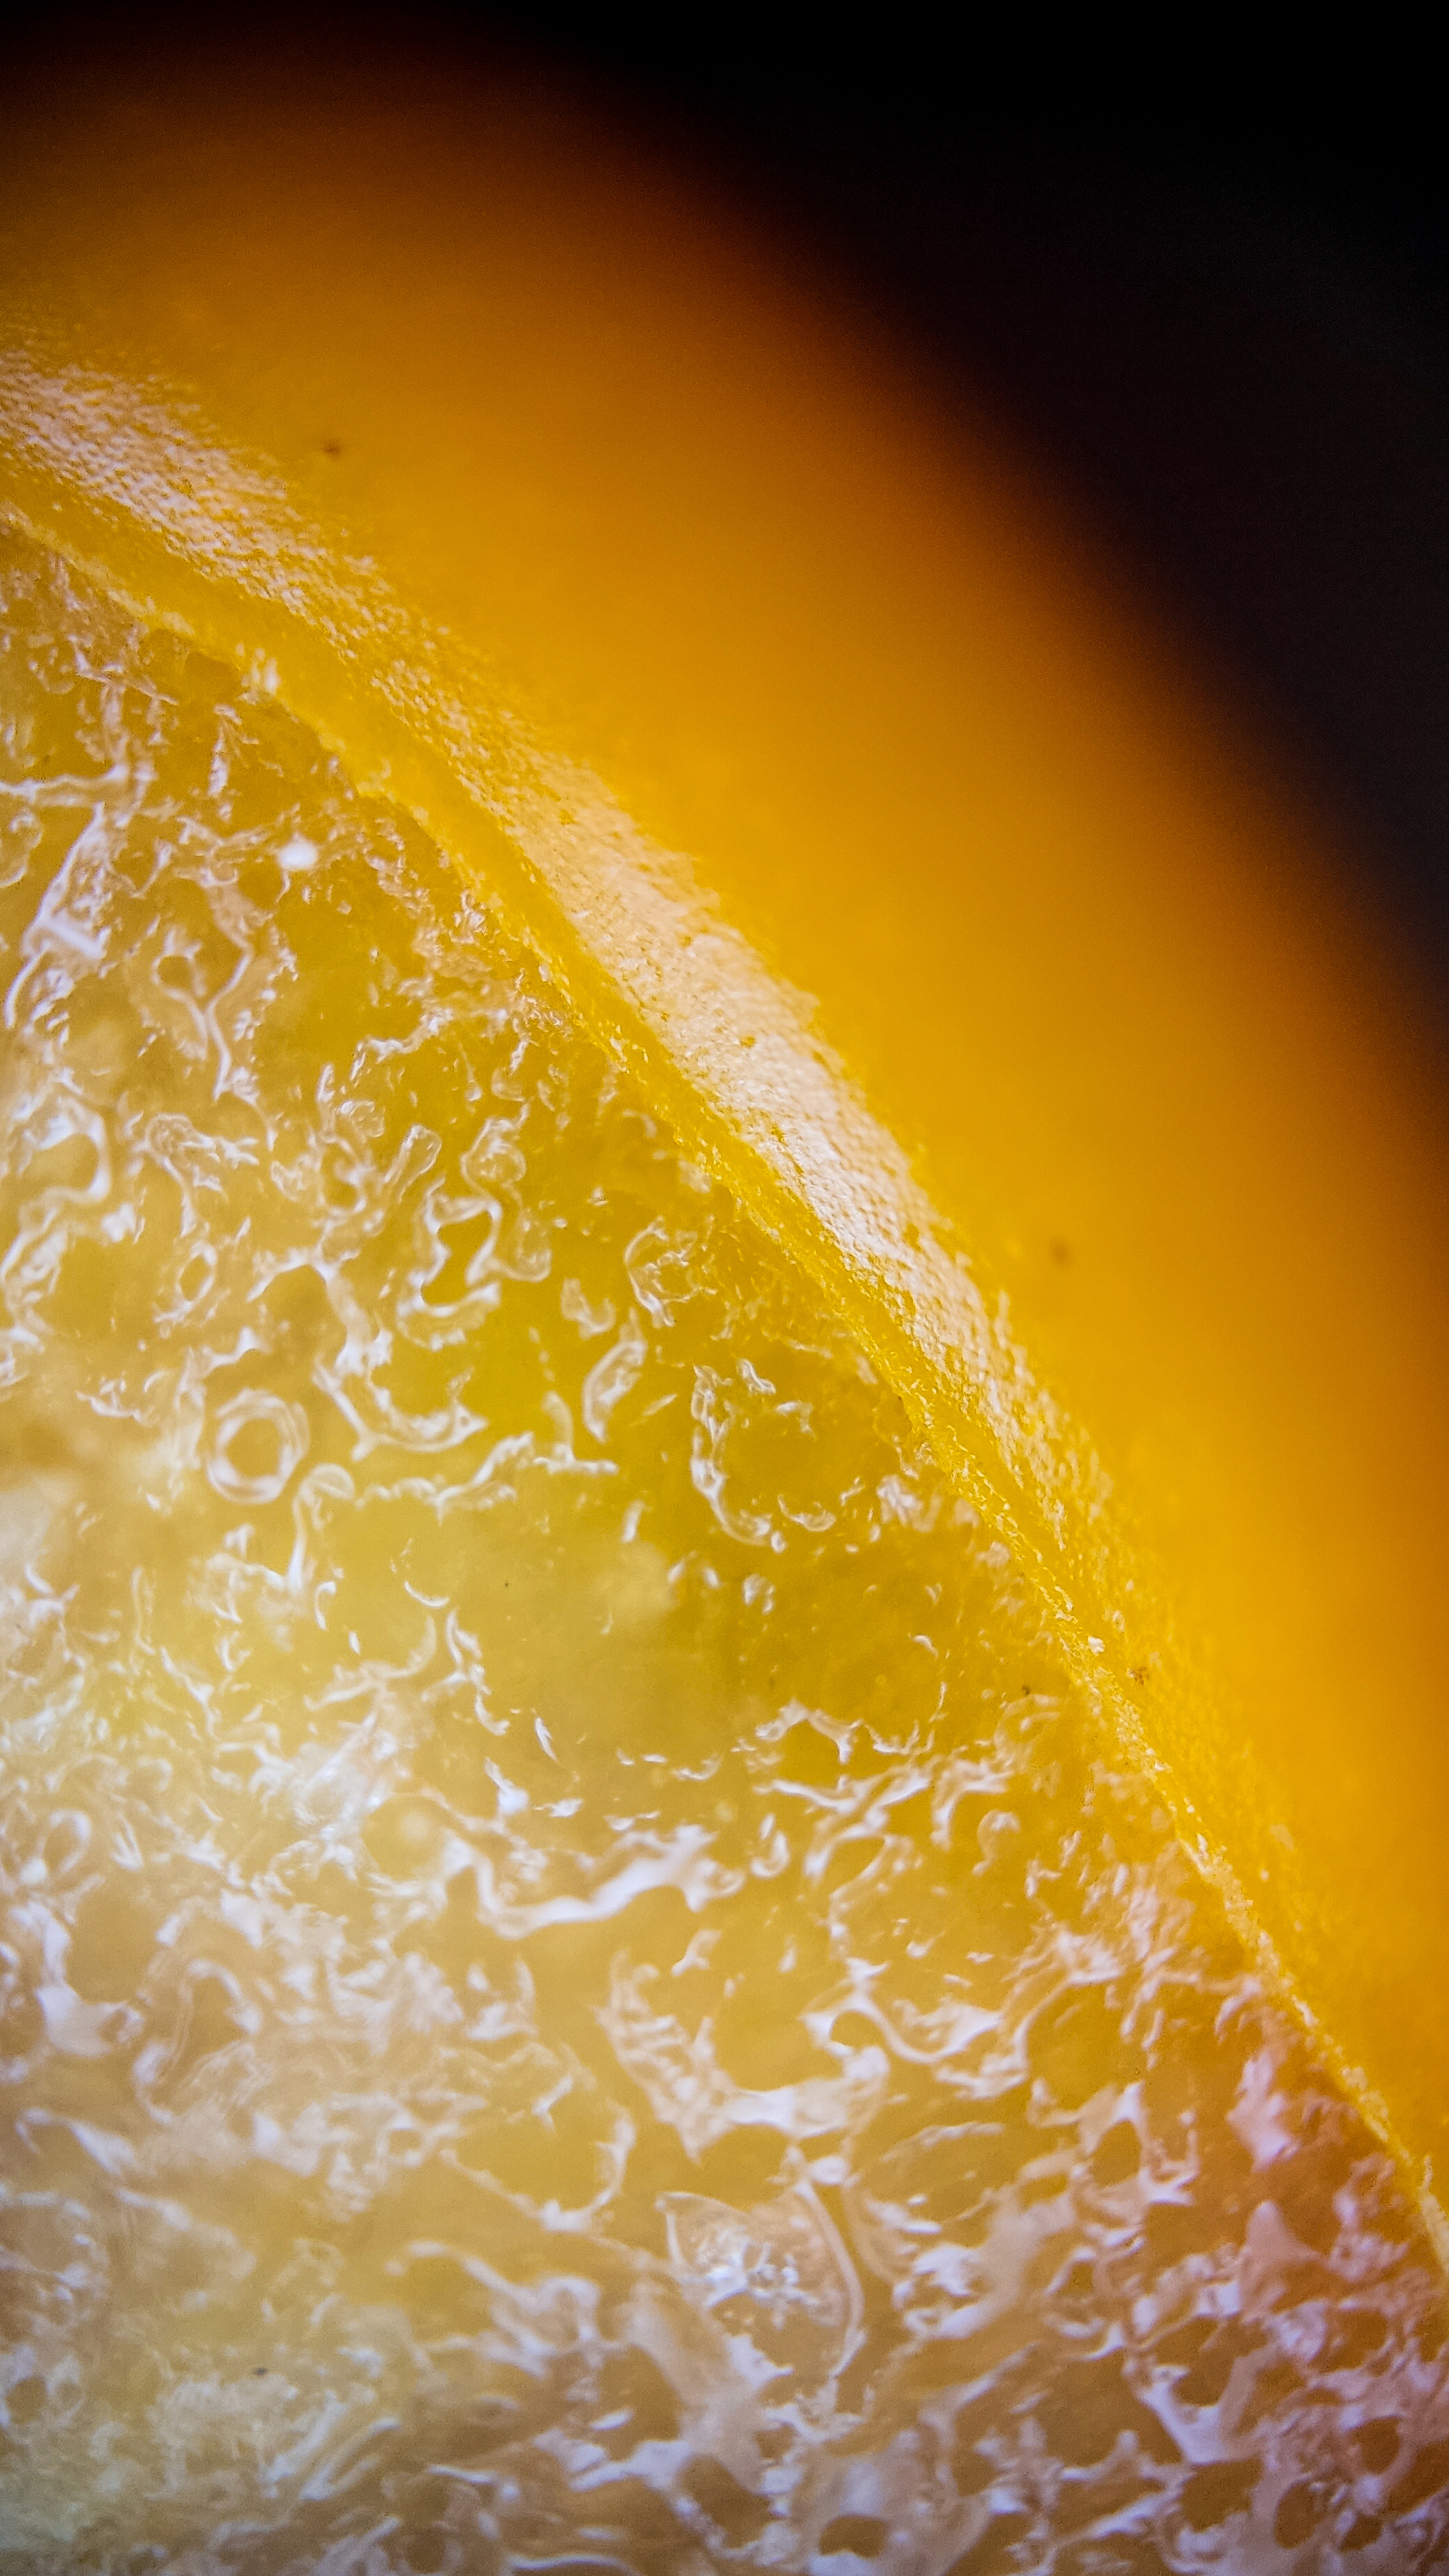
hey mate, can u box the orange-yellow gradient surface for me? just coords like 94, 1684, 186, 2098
3, 57, 1448, 2219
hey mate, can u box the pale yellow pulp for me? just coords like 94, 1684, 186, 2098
2, 535, 1447, 2571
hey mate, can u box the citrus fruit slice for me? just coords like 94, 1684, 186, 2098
4, 512, 1448, 2576
2, 45, 1448, 2572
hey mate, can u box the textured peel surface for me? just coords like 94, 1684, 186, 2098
1, 530, 1447, 2571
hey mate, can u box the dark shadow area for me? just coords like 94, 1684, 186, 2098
450, 19, 1449, 1029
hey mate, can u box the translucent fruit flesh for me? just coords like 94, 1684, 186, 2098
3, 536, 1448, 2570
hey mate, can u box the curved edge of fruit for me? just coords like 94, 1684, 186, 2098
3, 346, 1443, 2272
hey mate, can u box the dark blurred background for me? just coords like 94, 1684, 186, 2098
467, 16, 1449, 1036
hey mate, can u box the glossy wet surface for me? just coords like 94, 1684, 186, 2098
1, 528, 1447, 2572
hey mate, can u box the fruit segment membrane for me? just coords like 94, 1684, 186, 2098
4, 536, 1449, 2570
